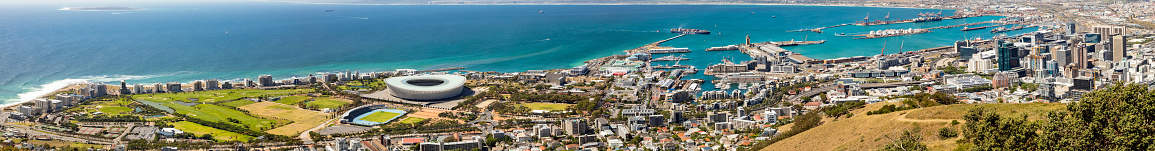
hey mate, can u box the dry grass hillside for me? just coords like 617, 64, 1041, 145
762, 102, 1066, 151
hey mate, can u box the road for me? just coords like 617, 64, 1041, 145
2, 122, 113, 145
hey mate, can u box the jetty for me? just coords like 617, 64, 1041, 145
624, 34, 686, 54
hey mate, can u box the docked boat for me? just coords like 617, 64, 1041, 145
670, 27, 710, 34
961, 26, 989, 31
649, 48, 691, 54
653, 55, 689, 61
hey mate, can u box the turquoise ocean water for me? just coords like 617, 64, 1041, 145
0, 2, 1037, 105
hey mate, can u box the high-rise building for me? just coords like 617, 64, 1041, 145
119, 80, 130, 95
669, 111, 684, 124
562, 118, 588, 136
132, 84, 144, 94
244, 78, 255, 87
221, 81, 233, 89
1112, 35, 1126, 62
1073, 44, 1088, 69
205, 79, 220, 90
307, 74, 317, 84
1092, 25, 1126, 41
166, 82, 182, 93
997, 40, 1021, 71
1066, 22, 1077, 35
1053, 49, 1070, 68
192, 80, 205, 91
1084, 33, 1102, 44
92, 83, 107, 97
153, 83, 165, 93
258, 75, 274, 87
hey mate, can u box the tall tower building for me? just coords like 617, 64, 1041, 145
119, 80, 130, 95
258, 75, 274, 87
1112, 35, 1126, 62
997, 40, 1020, 71
206, 79, 220, 90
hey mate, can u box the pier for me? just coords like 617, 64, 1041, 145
624, 34, 686, 54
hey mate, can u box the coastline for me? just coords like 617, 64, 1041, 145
257, 0, 939, 10
7, 3, 955, 110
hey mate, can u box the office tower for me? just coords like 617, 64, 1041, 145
1053, 49, 1069, 68
1084, 33, 1102, 44
258, 75, 274, 87
997, 40, 1021, 71
1066, 22, 1076, 35
1073, 44, 1087, 69
206, 79, 220, 90
1092, 25, 1125, 41
1112, 35, 1126, 62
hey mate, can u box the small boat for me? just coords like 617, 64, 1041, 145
538, 10, 544, 14
324, 10, 334, 12
751, 12, 755, 15
772, 15, 776, 18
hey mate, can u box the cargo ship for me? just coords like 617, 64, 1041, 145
960, 26, 989, 31
670, 28, 710, 34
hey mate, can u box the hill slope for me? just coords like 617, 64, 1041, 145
762, 102, 1065, 150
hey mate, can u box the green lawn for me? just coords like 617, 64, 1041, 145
518, 103, 573, 111
131, 89, 305, 131
172, 121, 253, 142
97, 107, 132, 115
274, 96, 311, 105
397, 117, 426, 124
219, 100, 255, 107
337, 80, 387, 91
153, 101, 285, 131
359, 111, 403, 123
305, 97, 351, 109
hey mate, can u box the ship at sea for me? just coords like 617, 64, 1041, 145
670, 27, 710, 34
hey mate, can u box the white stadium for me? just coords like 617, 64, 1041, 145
384, 75, 466, 100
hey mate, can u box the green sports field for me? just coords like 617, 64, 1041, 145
172, 121, 253, 142
305, 97, 352, 109
274, 96, 311, 105
358, 111, 402, 123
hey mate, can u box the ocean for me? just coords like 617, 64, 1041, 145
0, 2, 1038, 105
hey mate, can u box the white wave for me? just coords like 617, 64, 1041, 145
5, 78, 87, 107
2, 71, 194, 108
58, 7, 71, 10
